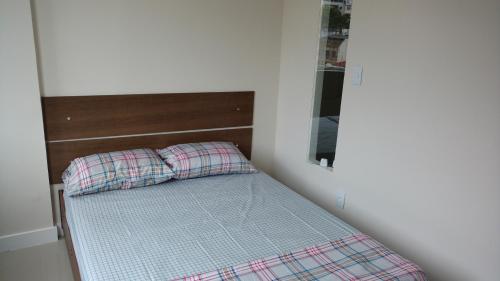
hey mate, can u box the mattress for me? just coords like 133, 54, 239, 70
65, 172, 358, 281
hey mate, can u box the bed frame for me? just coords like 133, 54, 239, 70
43, 91, 254, 281
58, 189, 81, 281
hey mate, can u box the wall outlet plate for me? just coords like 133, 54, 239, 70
335, 191, 346, 209
351, 65, 363, 86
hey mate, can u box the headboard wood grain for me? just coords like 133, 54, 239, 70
42, 92, 254, 184
42, 91, 254, 141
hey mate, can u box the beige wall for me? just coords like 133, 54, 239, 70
32, 0, 283, 172
273, 0, 500, 280
3, 1, 499, 278
0, 0, 53, 236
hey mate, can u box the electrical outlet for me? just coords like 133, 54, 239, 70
335, 191, 346, 209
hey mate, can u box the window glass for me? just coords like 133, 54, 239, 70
309, 0, 352, 167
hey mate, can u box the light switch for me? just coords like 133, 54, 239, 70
351, 65, 363, 86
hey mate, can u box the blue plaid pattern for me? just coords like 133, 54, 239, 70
172, 234, 427, 281
157, 142, 257, 180
63, 148, 174, 196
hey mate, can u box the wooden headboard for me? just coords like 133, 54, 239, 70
42, 91, 254, 184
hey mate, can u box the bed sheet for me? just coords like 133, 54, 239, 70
65, 172, 358, 281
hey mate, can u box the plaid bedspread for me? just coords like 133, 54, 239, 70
172, 234, 426, 281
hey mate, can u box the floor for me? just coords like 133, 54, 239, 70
0, 240, 73, 281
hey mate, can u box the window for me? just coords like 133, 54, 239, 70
309, 0, 352, 168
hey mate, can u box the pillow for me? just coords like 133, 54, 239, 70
62, 148, 174, 196
156, 142, 257, 180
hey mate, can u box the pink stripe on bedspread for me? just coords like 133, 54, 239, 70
171, 234, 426, 281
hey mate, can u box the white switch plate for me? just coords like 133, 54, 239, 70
335, 191, 346, 209
351, 65, 363, 86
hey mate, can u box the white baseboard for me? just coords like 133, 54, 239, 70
0, 226, 58, 253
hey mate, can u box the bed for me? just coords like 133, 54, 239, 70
43, 92, 426, 281
63, 172, 359, 280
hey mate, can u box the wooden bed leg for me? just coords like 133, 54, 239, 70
59, 190, 82, 281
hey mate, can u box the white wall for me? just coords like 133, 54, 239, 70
32, 0, 283, 173
0, 0, 56, 247
4, 1, 498, 279
274, 0, 500, 280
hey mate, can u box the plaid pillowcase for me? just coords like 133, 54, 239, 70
62, 148, 174, 196
156, 142, 257, 180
